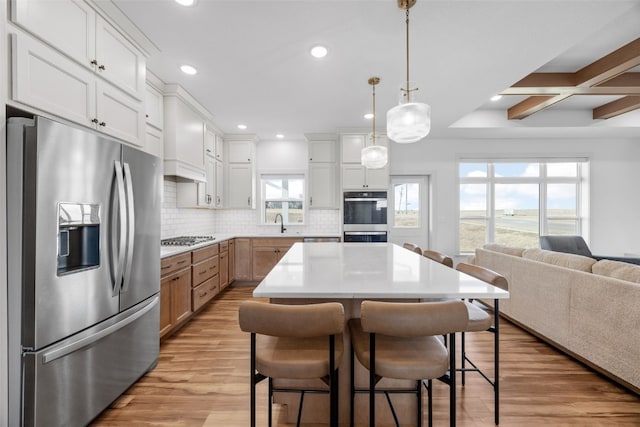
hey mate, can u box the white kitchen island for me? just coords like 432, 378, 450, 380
253, 242, 510, 426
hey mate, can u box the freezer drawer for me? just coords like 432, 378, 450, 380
22, 296, 159, 427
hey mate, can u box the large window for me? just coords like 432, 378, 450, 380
459, 160, 587, 253
261, 175, 305, 224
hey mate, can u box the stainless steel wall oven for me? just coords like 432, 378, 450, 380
343, 191, 388, 242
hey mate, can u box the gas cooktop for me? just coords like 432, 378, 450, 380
161, 236, 216, 246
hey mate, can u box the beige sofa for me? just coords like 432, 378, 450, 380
472, 244, 640, 394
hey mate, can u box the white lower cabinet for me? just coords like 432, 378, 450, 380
11, 31, 144, 146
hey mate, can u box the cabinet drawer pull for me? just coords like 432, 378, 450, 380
199, 291, 207, 298
177, 260, 187, 265
199, 270, 207, 276
161, 265, 171, 270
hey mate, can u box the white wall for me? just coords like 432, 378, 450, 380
390, 138, 640, 258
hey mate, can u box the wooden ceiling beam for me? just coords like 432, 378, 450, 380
508, 94, 572, 120
502, 72, 640, 95
575, 37, 640, 87
504, 38, 640, 120
593, 96, 640, 120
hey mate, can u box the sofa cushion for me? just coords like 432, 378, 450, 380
592, 259, 640, 284
482, 243, 525, 257
522, 248, 596, 272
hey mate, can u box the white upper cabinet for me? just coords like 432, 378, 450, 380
95, 15, 145, 100
215, 134, 224, 162
307, 134, 338, 209
12, 0, 96, 70
12, 31, 144, 146
204, 127, 215, 158
227, 139, 254, 163
145, 82, 163, 129
340, 133, 389, 190
309, 139, 336, 163
12, 0, 145, 101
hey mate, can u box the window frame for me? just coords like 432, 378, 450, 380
260, 174, 306, 225
458, 158, 588, 254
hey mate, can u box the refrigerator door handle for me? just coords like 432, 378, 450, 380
121, 162, 135, 293
41, 296, 159, 364
112, 161, 127, 296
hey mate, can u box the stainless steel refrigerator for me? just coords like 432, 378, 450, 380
6, 116, 161, 426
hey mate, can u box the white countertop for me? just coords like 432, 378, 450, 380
253, 242, 510, 300
160, 233, 340, 258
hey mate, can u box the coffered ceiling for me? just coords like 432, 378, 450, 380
107, 0, 640, 141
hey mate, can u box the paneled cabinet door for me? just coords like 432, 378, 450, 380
96, 80, 145, 146
229, 240, 236, 283
227, 164, 253, 208
234, 238, 252, 281
145, 83, 164, 130
205, 156, 216, 207
342, 164, 388, 190
219, 250, 229, 289
227, 140, 253, 163
309, 163, 337, 208
12, 0, 96, 71
341, 134, 366, 163
309, 139, 335, 163
12, 32, 96, 128
252, 247, 281, 281
215, 160, 224, 208
94, 15, 145, 100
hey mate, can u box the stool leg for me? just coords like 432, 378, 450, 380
250, 333, 256, 427
461, 331, 466, 386
494, 299, 500, 425
417, 380, 423, 427
449, 333, 457, 427
427, 379, 433, 427
268, 378, 273, 427
350, 348, 355, 427
369, 333, 376, 427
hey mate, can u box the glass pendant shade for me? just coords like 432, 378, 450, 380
361, 145, 388, 169
387, 101, 431, 143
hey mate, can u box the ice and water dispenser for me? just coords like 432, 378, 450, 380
57, 202, 100, 275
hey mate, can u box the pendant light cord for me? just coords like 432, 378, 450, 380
405, 8, 410, 99
372, 83, 376, 145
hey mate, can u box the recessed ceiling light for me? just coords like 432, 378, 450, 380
180, 64, 197, 75
276, 134, 284, 139
175, 0, 197, 6
310, 45, 328, 59
237, 124, 247, 130
364, 113, 374, 120
490, 95, 502, 102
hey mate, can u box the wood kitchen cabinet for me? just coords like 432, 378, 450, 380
252, 238, 302, 281
229, 239, 236, 283
234, 238, 253, 281
160, 252, 192, 338
191, 244, 219, 312
219, 240, 229, 290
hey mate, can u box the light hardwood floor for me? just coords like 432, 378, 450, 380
92, 284, 640, 426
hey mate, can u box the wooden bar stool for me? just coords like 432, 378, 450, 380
349, 300, 469, 427
455, 262, 508, 425
239, 301, 345, 427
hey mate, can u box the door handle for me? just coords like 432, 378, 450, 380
121, 162, 135, 293
112, 161, 127, 296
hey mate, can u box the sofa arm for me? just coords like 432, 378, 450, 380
593, 255, 640, 266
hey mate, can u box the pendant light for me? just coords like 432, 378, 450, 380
361, 77, 388, 169
386, 0, 431, 143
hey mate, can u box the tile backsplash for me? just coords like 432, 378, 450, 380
162, 177, 340, 238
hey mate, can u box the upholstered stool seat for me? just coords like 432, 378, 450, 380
255, 335, 344, 379
464, 303, 492, 332
349, 319, 448, 380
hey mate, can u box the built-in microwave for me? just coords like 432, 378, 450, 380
343, 191, 387, 231
343, 231, 387, 243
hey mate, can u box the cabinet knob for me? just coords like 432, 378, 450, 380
247, 196, 251, 206
90, 59, 98, 66
99, 121, 106, 127
310, 196, 313, 206
98, 64, 106, 71
91, 118, 99, 124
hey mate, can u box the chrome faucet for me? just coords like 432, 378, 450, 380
274, 213, 286, 234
